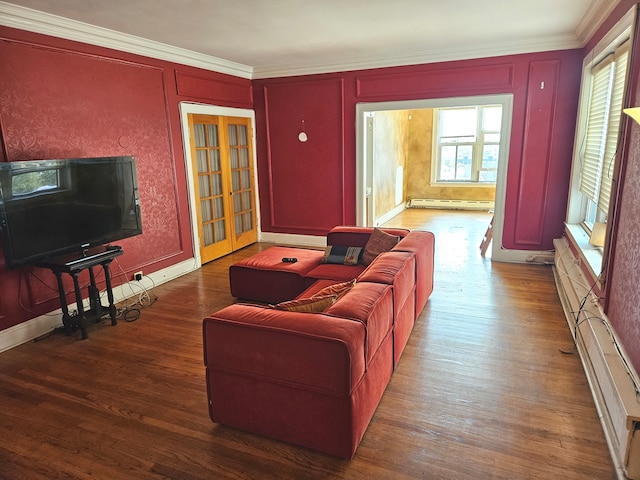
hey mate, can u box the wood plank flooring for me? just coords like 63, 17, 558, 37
0, 209, 616, 479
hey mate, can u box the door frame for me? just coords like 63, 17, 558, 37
355, 94, 513, 261
179, 102, 260, 267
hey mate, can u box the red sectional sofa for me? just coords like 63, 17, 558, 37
203, 226, 435, 458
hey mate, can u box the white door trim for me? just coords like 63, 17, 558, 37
178, 102, 259, 267
355, 94, 541, 262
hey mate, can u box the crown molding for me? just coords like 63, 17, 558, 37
0, 0, 621, 81
253, 34, 582, 79
574, 0, 625, 45
0, 1, 253, 79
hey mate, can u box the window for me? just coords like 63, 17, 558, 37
565, 7, 633, 277
579, 39, 630, 229
434, 105, 502, 183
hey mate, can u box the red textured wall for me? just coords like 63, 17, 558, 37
262, 79, 346, 234
597, 0, 640, 374
253, 50, 583, 250
0, 26, 252, 331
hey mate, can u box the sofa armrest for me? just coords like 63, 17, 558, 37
203, 305, 366, 396
326, 226, 409, 248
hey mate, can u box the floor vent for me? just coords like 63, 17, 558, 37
408, 199, 494, 210
553, 237, 640, 480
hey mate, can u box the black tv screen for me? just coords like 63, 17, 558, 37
0, 156, 142, 268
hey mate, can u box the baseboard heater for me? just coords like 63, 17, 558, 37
407, 198, 494, 210
553, 237, 640, 480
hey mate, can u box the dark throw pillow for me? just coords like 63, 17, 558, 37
320, 245, 363, 266
361, 228, 400, 265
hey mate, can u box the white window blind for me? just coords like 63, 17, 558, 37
599, 45, 629, 214
579, 41, 629, 217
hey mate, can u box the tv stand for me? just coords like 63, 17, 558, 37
38, 245, 124, 339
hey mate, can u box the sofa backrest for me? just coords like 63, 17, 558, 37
326, 226, 409, 248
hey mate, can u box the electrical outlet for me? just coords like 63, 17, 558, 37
134, 271, 143, 281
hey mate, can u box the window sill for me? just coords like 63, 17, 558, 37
565, 223, 603, 279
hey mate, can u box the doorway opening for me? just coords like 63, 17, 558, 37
356, 94, 513, 261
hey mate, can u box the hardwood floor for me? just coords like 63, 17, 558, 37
0, 209, 616, 479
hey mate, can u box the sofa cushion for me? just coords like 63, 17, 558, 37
361, 228, 400, 265
325, 282, 393, 366
304, 263, 366, 286
229, 246, 324, 303
321, 245, 363, 266
273, 294, 336, 313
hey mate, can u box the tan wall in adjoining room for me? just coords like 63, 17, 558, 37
405, 109, 496, 202
372, 110, 407, 221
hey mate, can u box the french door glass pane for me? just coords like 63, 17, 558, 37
233, 192, 241, 213
203, 223, 213, 246
232, 171, 240, 191
201, 199, 212, 221
228, 125, 238, 146
214, 197, 224, 219
241, 170, 250, 189
208, 125, 219, 147
244, 212, 252, 230
215, 220, 226, 241
230, 148, 239, 169
211, 150, 221, 172
194, 124, 205, 147
239, 125, 248, 146
240, 148, 249, 168
198, 175, 210, 197
196, 150, 208, 173
243, 191, 251, 209
235, 214, 242, 234
212, 173, 222, 195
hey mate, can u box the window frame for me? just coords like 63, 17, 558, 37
565, 7, 635, 279
431, 104, 502, 185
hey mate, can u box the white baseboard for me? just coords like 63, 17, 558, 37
553, 237, 640, 480
0, 258, 199, 353
375, 203, 406, 227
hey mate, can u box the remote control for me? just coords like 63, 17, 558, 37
282, 257, 298, 263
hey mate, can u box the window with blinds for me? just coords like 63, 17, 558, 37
579, 40, 630, 225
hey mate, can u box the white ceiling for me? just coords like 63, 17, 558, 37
0, 0, 621, 78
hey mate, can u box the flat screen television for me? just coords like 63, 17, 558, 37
0, 156, 142, 268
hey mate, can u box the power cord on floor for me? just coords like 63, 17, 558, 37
107, 258, 159, 322
116, 286, 157, 322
